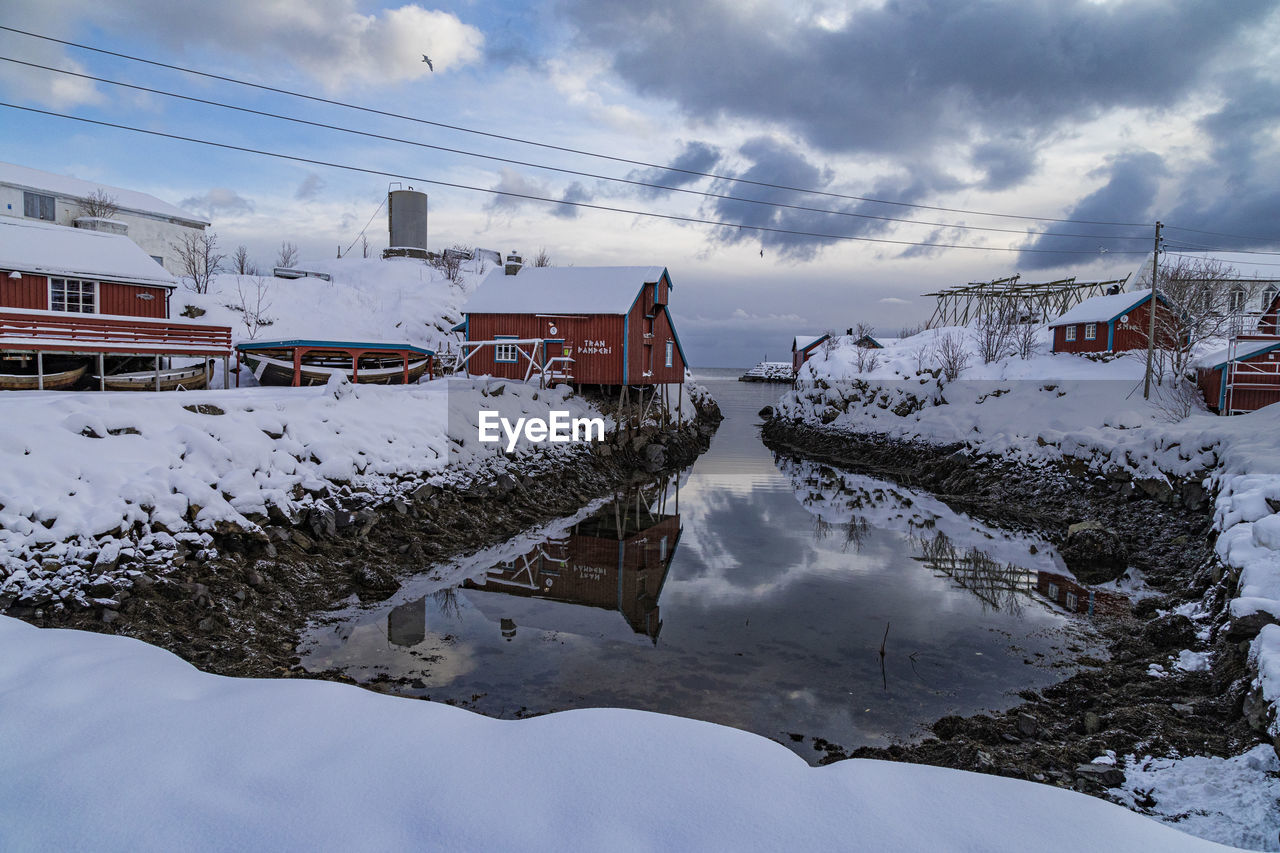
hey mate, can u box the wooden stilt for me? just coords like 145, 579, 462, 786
352, 353, 359, 383
154, 355, 161, 391
236, 352, 242, 388
223, 356, 230, 389
402, 353, 409, 385
292, 348, 302, 387
36, 351, 44, 391
97, 353, 105, 391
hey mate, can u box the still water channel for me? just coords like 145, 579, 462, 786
300, 369, 1100, 761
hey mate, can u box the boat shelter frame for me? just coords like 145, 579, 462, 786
235, 339, 436, 387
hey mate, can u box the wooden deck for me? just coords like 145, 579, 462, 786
0, 309, 232, 357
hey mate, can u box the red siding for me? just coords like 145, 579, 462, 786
1197, 347, 1280, 413
625, 294, 685, 384
1052, 300, 1177, 354
1051, 323, 1108, 353
0, 274, 170, 318
0, 273, 49, 311
1197, 367, 1223, 411
99, 282, 169, 318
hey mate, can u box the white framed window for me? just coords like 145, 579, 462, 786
24, 191, 55, 221
1064, 326, 1077, 342
1084, 322, 1097, 341
1229, 286, 1246, 312
664, 339, 674, 368
659, 535, 668, 561
1047, 582, 1060, 600
1065, 591, 1079, 611
1261, 286, 1277, 311
494, 335, 518, 363
49, 278, 96, 313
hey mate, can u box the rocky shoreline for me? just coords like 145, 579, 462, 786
7, 396, 722, 679
761, 416, 1270, 798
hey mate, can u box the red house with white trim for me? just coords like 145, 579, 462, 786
457, 265, 687, 387
1197, 337, 1280, 414
1048, 291, 1176, 354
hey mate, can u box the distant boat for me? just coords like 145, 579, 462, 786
0, 361, 88, 391
240, 350, 431, 386
739, 361, 793, 383
97, 362, 211, 392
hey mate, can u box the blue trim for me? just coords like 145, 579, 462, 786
1106, 321, 1114, 351
661, 305, 689, 368
623, 312, 629, 384
493, 334, 518, 363
1105, 292, 1153, 326
450, 320, 467, 333
236, 338, 433, 356
1219, 366, 1227, 411
1207, 340, 1280, 371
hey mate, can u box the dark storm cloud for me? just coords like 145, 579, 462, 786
708, 137, 961, 261
550, 181, 592, 218
627, 141, 722, 197
1016, 152, 1164, 269
564, 0, 1273, 158
970, 138, 1039, 192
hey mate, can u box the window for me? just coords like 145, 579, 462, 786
494, 335, 518, 363
49, 278, 96, 313
1065, 591, 1079, 611
1230, 286, 1246, 313
664, 340, 674, 368
659, 535, 668, 561
150, 255, 165, 268
1065, 326, 1077, 342
1046, 582, 1060, 600
1262, 286, 1278, 311
23, 192, 55, 221
1084, 323, 1097, 341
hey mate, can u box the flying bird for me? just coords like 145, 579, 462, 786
422, 54, 434, 71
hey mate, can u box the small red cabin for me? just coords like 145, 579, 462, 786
0, 218, 175, 318
792, 333, 830, 374
1197, 336, 1280, 414
1049, 291, 1177, 354
458, 265, 687, 386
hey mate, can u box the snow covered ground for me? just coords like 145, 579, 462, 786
779, 328, 1280, 847
0, 615, 1242, 852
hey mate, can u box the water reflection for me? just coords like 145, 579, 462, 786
301, 373, 1103, 762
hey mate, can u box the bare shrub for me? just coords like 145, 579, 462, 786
1150, 375, 1205, 422
911, 341, 935, 375
532, 247, 552, 267
172, 231, 225, 294
276, 240, 299, 269
854, 346, 881, 374
229, 276, 274, 339
78, 189, 119, 219
361, 234, 370, 259
898, 322, 925, 338
431, 243, 472, 285
972, 304, 1017, 364
936, 332, 971, 381
1013, 321, 1041, 360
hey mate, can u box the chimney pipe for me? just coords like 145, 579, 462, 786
504, 251, 523, 276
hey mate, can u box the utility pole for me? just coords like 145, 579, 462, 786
1142, 221, 1162, 399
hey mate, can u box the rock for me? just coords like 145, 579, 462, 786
290, 530, 314, 551
333, 510, 357, 531
1143, 614, 1197, 649
354, 508, 378, 536
182, 403, 225, 416
1015, 712, 1038, 738
975, 750, 995, 770
196, 617, 216, 632
393, 498, 410, 515
495, 473, 519, 494
308, 506, 337, 538
643, 443, 667, 470
245, 570, 265, 588
351, 565, 399, 595
1135, 477, 1175, 504
1179, 479, 1209, 512
412, 483, 437, 501
1083, 712, 1101, 735
1059, 524, 1128, 584
1074, 764, 1125, 787
1227, 611, 1280, 642
758, 405, 774, 419
1171, 703, 1195, 715
101, 609, 119, 624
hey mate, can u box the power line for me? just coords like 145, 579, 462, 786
339, 194, 386, 258
0, 55, 1158, 245
1163, 223, 1280, 243
1159, 238, 1280, 257
0, 101, 1153, 257
0, 24, 1158, 229
1163, 250, 1280, 269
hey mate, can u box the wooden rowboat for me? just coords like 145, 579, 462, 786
0, 362, 88, 391
240, 351, 430, 386
96, 363, 211, 392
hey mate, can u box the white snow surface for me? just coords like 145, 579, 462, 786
0, 159, 209, 224
1049, 291, 1150, 326
0, 615, 1239, 853
462, 265, 666, 315
0, 217, 177, 288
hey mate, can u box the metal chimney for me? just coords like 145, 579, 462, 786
504, 251, 523, 276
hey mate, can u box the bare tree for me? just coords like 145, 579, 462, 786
229, 276, 274, 340
231, 244, 258, 276
936, 332, 971, 381
1149, 376, 1206, 422
853, 346, 881, 373
171, 231, 226, 294
431, 243, 472, 285
972, 303, 1017, 364
1151, 255, 1255, 381
532, 247, 552, 267
276, 240, 299, 269
78, 189, 119, 220
360, 234, 370, 259
898, 322, 925, 338
911, 341, 935, 375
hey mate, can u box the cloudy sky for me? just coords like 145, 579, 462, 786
2, 0, 1279, 365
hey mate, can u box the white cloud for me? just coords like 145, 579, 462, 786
878, 297, 911, 305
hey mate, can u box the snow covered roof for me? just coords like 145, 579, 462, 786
1049, 292, 1149, 327
0, 161, 209, 226
1197, 338, 1280, 370
0, 218, 176, 288
463, 266, 668, 315
793, 333, 828, 352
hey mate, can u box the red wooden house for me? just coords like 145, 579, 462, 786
457, 265, 687, 386
792, 333, 830, 374
1048, 291, 1176, 354
0, 218, 232, 389
1196, 336, 1280, 414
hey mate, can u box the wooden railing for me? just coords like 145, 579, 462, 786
0, 309, 232, 356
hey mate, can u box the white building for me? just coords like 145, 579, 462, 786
0, 161, 209, 277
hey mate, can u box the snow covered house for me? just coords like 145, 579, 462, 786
792, 333, 830, 374
1196, 338, 1280, 414
0, 218, 232, 390
456, 265, 687, 387
1048, 291, 1176, 354
0, 161, 209, 277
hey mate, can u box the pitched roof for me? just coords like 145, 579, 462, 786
0, 161, 209, 225
1049, 291, 1150, 327
793, 333, 829, 352
1197, 338, 1280, 370
0, 218, 176, 288
463, 266, 668, 315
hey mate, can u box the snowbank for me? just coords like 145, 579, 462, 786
0, 615, 1235, 852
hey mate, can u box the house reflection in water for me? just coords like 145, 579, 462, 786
387, 596, 427, 647
462, 477, 681, 644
